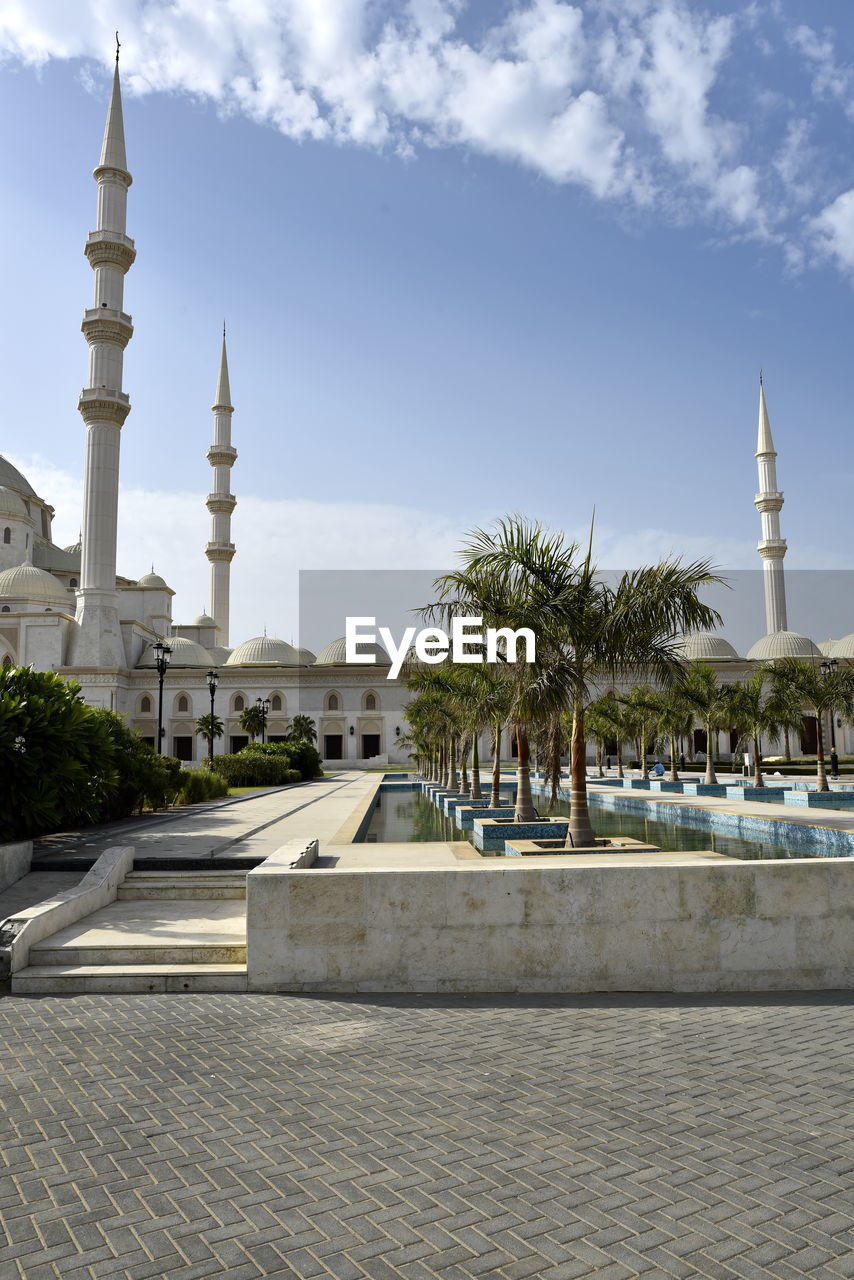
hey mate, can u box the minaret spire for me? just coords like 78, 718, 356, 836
206, 327, 237, 645
70, 46, 136, 668
754, 373, 788, 634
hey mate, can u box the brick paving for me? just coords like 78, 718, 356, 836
0, 992, 853, 1279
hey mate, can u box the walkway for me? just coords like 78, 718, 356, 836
30, 771, 377, 868
1, 991, 852, 1278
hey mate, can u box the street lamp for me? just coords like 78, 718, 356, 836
206, 668, 219, 764
821, 658, 839, 751
256, 696, 271, 744
153, 639, 172, 755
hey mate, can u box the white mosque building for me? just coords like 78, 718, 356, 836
0, 56, 851, 766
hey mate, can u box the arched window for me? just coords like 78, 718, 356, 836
1, 653, 12, 666
1, 606, 9, 613
2, 527, 9, 544
326, 692, 339, 711
140, 695, 152, 714
70, 578, 78, 588
271, 694, 282, 712
364, 691, 378, 712
177, 695, 189, 713
234, 694, 245, 712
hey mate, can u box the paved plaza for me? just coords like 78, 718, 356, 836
1, 991, 853, 1279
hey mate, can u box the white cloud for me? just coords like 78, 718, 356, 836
0, 0, 806, 241
812, 189, 854, 274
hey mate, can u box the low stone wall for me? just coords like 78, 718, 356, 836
0, 841, 32, 893
0, 846, 133, 977
246, 858, 854, 994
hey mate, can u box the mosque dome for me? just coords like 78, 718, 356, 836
208, 646, 232, 665
826, 634, 854, 660
0, 563, 71, 607
314, 636, 390, 665
138, 636, 214, 668
293, 646, 316, 665
676, 633, 740, 662
0, 456, 37, 499
226, 635, 300, 666
817, 638, 838, 657
137, 570, 170, 589
193, 613, 216, 626
746, 630, 822, 661
0, 486, 32, 520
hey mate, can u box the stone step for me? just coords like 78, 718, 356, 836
12, 964, 248, 995
28, 942, 246, 966
118, 884, 246, 899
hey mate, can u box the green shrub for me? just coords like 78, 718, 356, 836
240, 739, 323, 780
0, 667, 117, 840
178, 769, 229, 805
209, 753, 301, 787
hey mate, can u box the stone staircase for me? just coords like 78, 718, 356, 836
12, 871, 248, 994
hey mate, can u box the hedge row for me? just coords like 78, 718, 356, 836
177, 770, 229, 805
209, 754, 302, 787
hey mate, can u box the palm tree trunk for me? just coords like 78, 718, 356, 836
753, 735, 764, 787
446, 737, 457, 790
783, 725, 791, 761
491, 724, 502, 807
597, 740, 604, 778
816, 716, 829, 791
567, 700, 596, 847
460, 743, 470, 795
514, 726, 537, 821
616, 742, 624, 779
669, 734, 679, 782
470, 735, 482, 801
705, 721, 717, 786
639, 731, 647, 776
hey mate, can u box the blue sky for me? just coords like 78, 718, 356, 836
2, 0, 854, 645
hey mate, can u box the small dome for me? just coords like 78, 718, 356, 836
137, 635, 214, 668
818, 638, 838, 657
676, 632, 740, 661
137, 571, 170, 589
314, 636, 390, 665
226, 635, 300, 666
0, 486, 32, 521
0, 563, 71, 607
746, 630, 823, 661
293, 646, 316, 665
0, 455, 37, 499
208, 646, 232, 665
827, 633, 854, 660
193, 613, 216, 626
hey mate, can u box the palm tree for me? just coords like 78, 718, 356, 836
767, 658, 854, 790
680, 664, 736, 786
288, 714, 317, 743
728, 670, 784, 788
621, 685, 663, 779
427, 517, 721, 845
585, 696, 617, 780
657, 687, 693, 781
195, 712, 224, 761
766, 666, 807, 764
239, 704, 265, 743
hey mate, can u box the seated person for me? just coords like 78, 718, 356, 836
648, 761, 666, 777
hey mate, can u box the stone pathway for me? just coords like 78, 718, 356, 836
1, 991, 853, 1278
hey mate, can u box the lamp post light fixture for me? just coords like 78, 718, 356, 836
153, 639, 172, 755
821, 658, 839, 750
256, 696, 271, 745
206, 668, 219, 764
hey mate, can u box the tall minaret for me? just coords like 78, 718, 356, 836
754, 373, 788, 634
71, 40, 135, 667
205, 328, 237, 645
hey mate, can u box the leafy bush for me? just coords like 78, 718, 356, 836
0, 667, 117, 840
178, 769, 229, 805
91, 710, 186, 817
209, 753, 301, 787
240, 739, 323, 780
